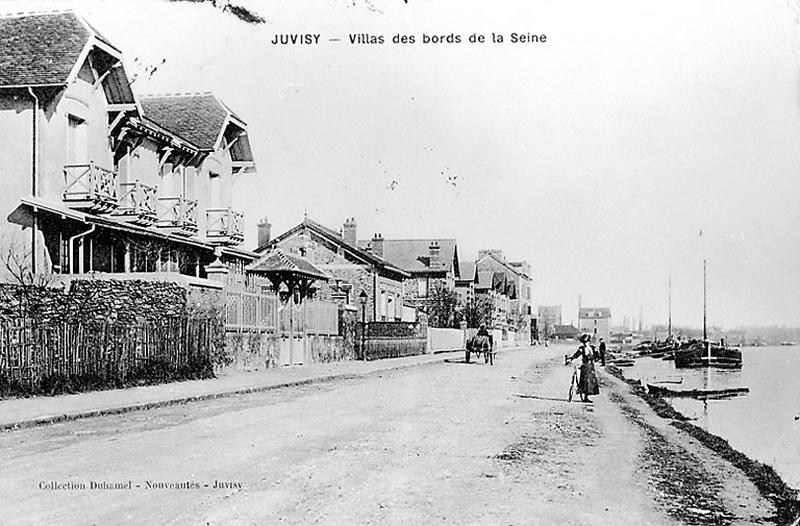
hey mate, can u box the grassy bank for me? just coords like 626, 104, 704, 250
605, 363, 800, 525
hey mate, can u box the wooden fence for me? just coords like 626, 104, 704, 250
0, 317, 217, 390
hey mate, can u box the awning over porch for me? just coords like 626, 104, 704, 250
246, 249, 328, 281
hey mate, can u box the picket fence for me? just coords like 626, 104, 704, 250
0, 317, 216, 389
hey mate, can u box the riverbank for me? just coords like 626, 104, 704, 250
604, 362, 800, 525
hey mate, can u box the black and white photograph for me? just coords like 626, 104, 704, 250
0, 0, 799, 524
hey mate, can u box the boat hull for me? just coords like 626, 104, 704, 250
674, 343, 741, 369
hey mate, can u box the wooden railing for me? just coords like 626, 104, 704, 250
157, 196, 198, 235
206, 208, 244, 245
63, 162, 118, 212
113, 180, 157, 225
225, 287, 339, 337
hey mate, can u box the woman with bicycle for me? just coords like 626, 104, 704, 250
569, 334, 600, 402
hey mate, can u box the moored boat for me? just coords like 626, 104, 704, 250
673, 340, 742, 369
647, 383, 749, 399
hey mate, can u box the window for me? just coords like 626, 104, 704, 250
66, 115, 88, 165
209, 172, 221, 208
417, 277, 427, 297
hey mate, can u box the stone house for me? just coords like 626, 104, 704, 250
0, 11, 258, 283
358, 235, 460, 309
474, 249, 533, 333
255, 217, 409, 322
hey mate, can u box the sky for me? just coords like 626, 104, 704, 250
4, 0, 800, 328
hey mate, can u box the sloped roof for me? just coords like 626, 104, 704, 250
357, 238, 457, 274
579, 307, 611, 319
140, 93, 253, 160
264, 217, 410, 280
458, 260, 476, 281
0, 11, 113, 86
247, 249, 328, 281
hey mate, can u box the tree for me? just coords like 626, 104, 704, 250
426, 286, 460, 328
460, 294, 495, 329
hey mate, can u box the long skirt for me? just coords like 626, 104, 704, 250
578, 361, 599, 395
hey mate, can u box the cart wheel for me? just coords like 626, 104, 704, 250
465, 350, 471, 363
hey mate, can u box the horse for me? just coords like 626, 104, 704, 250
465, 334, 495, 365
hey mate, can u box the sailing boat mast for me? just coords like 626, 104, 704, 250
668, 274, 672, 338
703, 259, 707, 341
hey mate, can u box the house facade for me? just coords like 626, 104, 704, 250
358, 235, 460, 309
257, 217, 409, 322
0, 11, 256, 283
474, 249, 533, 333
578, 307, 611, 343
537, 305, 562, 338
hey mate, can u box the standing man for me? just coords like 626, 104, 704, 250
598, 338, 607, 366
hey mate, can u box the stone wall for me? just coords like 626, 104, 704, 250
0, 279, 189, 325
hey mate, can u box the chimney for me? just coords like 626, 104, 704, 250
371, 233, 384, 258
342, 217, 357, 246
429, 240, 441, 267
257, 217, 272, 249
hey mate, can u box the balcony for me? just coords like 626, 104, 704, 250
112, 180, 157, 226
63, 162, 118, 213
157, 197, 198, 237
206, 208, 244, 245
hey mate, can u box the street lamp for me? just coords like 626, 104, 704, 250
359, 290, 368, 361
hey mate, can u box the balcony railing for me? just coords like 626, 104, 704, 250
157, 197, 198, 236
63, 162, 118, 213
206, 208, 244, 245
113, 180, 158, 226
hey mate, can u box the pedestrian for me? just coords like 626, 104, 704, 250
569, 334, 600, 403
598, 338, 607, 366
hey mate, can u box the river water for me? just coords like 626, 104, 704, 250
622, 346, 800, 490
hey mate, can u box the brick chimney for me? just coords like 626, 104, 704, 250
257, 217, 271, 249
371, 233, 384, 258
429, 240, 441, 267
342, 217, 357, 246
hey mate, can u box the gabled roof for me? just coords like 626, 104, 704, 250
247, 249, 328, 281
140, 93, 254, 161
0, 12, 135, 106
264, 217, 410, 280
579, 307, 612, 319
357, 238, 458, 275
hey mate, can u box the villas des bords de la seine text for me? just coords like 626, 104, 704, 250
270, 32, 547, 45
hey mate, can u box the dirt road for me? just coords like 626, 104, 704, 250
0, 345, 773, 525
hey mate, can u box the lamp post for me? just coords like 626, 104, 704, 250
359, 290, 368, 361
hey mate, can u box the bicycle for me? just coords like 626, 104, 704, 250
566, 356, 580, 403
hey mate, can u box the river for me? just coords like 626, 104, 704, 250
622, 345, 800, 490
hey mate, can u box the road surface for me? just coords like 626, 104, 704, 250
0, 345, 771, 525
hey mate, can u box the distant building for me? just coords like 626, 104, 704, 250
357, 236, 460, 310
537, 305, 562, 338
552, 324, 580, 340
578, 307, 611, 343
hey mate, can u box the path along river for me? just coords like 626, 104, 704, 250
624, 345, 800, 489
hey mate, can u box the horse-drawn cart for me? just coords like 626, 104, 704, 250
465, 334, 496, 365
